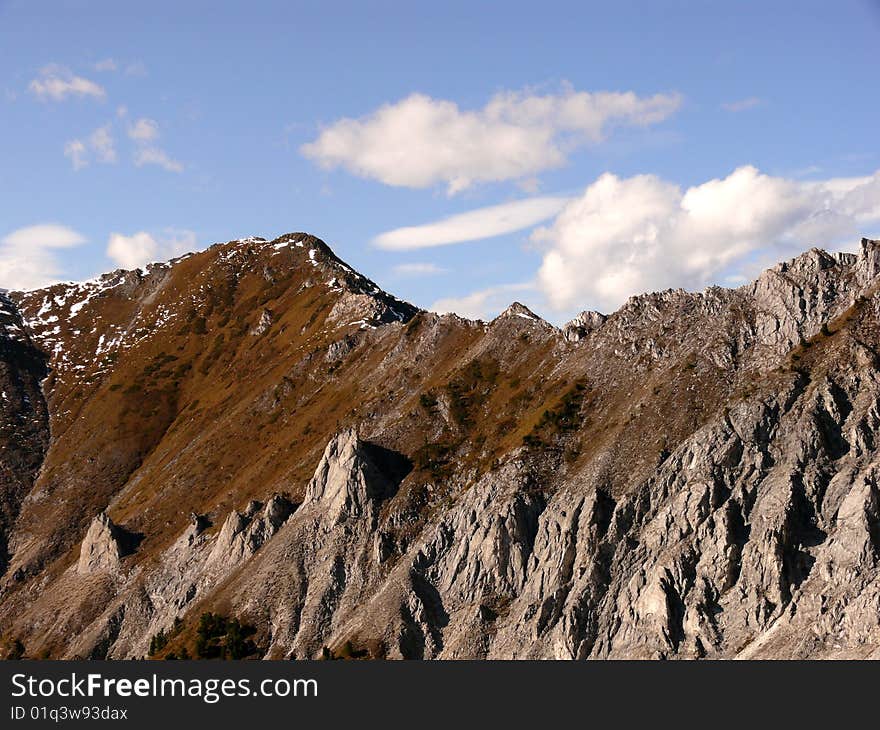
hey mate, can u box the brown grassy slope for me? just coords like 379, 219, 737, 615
2, 233, 842, 655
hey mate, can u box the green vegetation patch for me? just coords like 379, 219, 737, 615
523, 379, 588, 449
444, 357, 500, 429
194, 612, 258, 660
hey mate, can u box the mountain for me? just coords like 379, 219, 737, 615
1, 232, 880, 659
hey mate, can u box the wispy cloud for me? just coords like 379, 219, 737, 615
29, 65, 105, 102
134, 146, 184, 173
721, 96, 762, 112
125, 61, 148, 77
64, 114, 182, 173
89, 124, 117, 163
64, 124, 117, 169
93, 58, 117, 72
391, 262, 448, 277
64, 139, 88, 170
303, 84, 682, 194
127, 119, 183, 172
373, 196, 570, 250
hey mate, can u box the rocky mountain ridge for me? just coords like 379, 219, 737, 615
1, 233, 880, 659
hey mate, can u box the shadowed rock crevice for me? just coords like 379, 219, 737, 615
0, 294, 50, 580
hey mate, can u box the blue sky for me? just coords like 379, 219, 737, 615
2, 0, 879, 322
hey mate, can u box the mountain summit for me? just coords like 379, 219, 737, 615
2, 233, 880, 659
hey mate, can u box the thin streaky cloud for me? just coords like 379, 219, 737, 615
374, 196, 571, 251
721, 96, 762, 112
391, 262, 448, 277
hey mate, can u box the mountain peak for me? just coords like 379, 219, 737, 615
6, 234, 880, 660
562, 310, 607, 342
496, 301, 544, 323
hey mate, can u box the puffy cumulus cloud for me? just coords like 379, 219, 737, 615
106, 229, 197, 270
374, 196, 570, 250
430, 282, 535, 321
0, 224, 87, 290
29, 65, 105, 101
302, 85, 681, 194
64, 124, 117, 169
533, 166, 880, 313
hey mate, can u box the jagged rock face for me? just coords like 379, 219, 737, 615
562, 310, 607, 342
77, 513, 129, 574
0, 293, 49, 577
2, 234, 880, 660
207, 495, 294, 568
304, 428, 398, 524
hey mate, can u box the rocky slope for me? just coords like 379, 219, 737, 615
1, 233, 880, 659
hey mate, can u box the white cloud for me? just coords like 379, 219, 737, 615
106, 229, 197, 270
721, 97, 762, 112
127, 120, 182, 172
127, 117, 159, 142
29, 65, 105, 101
532, 166, 880, 313
93, 58, 117, 72
0, 224, 87, 290
391, 262, 448, 277
64, 124, 117, 169
64, 139, 88, 170
302, 85, 681, 194
374, 196, 570, 250
430, 282, 535, 320
133, 146, 184, 173
2, 224, 85, 250
89, 124, 117, 163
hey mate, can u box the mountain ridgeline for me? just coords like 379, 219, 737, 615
1, 232, 880, 659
